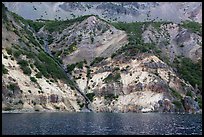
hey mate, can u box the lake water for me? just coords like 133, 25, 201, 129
2, 112, 202, 135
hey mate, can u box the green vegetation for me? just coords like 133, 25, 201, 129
181, 21, 202, 36
104, 94, 119, 100
76, 61, 84, 69
6, 47, 12, 55
113, 67, 120, 71
66, 61, 85, 73
111, 22, 164, 57
47, 34, 54, 45
86, 67, 91, 79
7, 83, 18, 91
197, 96, 202, 108
2, 6, 79, 91
36, 51, 67, 80
103, 72, 121, 83
13, 49, 22, 58
63, 42, 77, 55
172, 100, 183, 109
35, 72, 43, 78
26, 20, 45, 32
21, 67, 32, 75
30, 76, 37, 83
17, 59, 32, 75
9, 12, 41, 47
44, 15, 93, 33
151, 22, 162, 31
186, 91, 193, 98
174, 57, 202, 91
2, 64, 8, 74
67, 64, 76, 73
10, 11, 44, 32
17, 59, 28, 67
86, 93, 95, 102
2, 3, 8, 23
170, 88, 182, 100
111, 53, 117, 59
90, 57, 105, 66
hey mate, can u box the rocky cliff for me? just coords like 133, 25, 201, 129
3, 2, 202, 23
2, 4, 85, 112
2, 3, 202, 113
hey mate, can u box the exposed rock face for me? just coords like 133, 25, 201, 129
50, 94, 59, 103
3, 2, 202, 23
142, 23, 202, 63
2, 5, 84, 112
46, 15, 128, 65
2, 4, 202, 113
184, 96, 200, 113
72, 53, 201, 113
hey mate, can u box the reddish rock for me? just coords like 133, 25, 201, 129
50, 94, 58, 103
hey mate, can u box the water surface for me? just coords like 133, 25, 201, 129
2, 112, 202, 135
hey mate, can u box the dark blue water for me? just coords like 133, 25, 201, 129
2, 113, 202, 135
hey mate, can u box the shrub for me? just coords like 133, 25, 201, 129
76, 61, 83, 69
111, 53, 117, 58
170, 88, 182, 100
2, 64, 8, 74
17, 59, 29, 67
30, 76, 37, 83
6, 47, 12, 55
7, 83, 18, 91
104, 94, 119, 100
174, 57, 202, 91
186, 91, 193, 97
36, 51, 67, 80
21, 66, 32, 75
181, 21, 202, 35
86, 93, 95, 102
197, 96, 202, 108
113, 67, 120, 71
67, 64, 76, 73
172, 100, 183, 109
86, 68, 91, 79
47, 34, 54, 45
13, 50, 22, 58
26, 20, 45, 32
90, 57, 104, 66
104, 72, 121, 83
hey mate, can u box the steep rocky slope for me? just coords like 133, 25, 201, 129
43, 15, 128, 65
142, 22, 202, 63
3, 2, 202, 23
2, 4, 85, 112
2, 3, 202, 113
70, 53, 201, 113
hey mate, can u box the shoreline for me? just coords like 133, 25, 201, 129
2, 109, 202, 114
